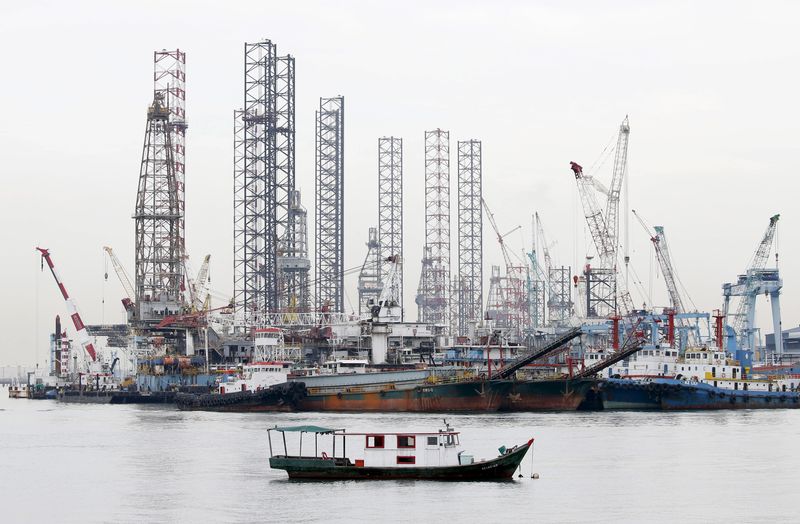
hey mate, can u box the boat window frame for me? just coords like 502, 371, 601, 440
396, 456, 416, 465
366, 434, 385, 449
397, 435, 416, 449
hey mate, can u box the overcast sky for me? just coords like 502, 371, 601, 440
2, 1, 799, 366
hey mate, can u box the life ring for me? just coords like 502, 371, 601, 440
322, 452, 329, 459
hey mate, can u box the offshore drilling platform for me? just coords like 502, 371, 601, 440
25, 36, 800, 412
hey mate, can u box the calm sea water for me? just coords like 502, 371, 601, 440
1, 386, 797, 523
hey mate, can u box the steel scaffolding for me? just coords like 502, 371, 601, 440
315, 96, 345, 313
417, 129, 450, 327
357, 227, 382, 315
548, 266, 572, 326
378, 137, 403, 315
153, 50, 187, 262
456, 140, 482, 336
134, 92, 183, 322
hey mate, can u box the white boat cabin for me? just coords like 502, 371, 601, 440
321, 359, 368, 375
356, 431, 468, 467
678, 349, 741, 382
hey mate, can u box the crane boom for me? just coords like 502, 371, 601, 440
481, 197, 517, 269
652, 226, 684, 314
570, 162, 614, 259
534, 212, 553, 273
730, 214, 780, 337
103, 246, 135, 301
37, 247, 97, 361
194, 254, 211, 310
604, 116, 630, 255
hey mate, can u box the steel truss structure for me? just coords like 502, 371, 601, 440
456, 140, 482, 336
584, 265, 616, 318
417, 129, 450, 327
357, 227, 382, 315
378, 137, 403, 314
134, 92, 183, 322
315, 96, 345, 313
153, 50, 187, 261
548, 266, 572, 326
234, 40, 298, 321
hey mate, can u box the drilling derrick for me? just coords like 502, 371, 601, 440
456, 140, 483, 337
416, 129, 450, 328
134, 92, 184, 323
485, 265, 506, 325
378, 137, 403, 315
153, 50, 187, 266
416, 246, 434, 321
357, 227, 382, 315
282, 190, 310, 312
315, 96, 345, 313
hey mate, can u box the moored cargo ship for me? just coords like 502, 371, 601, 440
599, 377, 800, 410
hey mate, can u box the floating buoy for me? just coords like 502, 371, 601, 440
531, 473, 540, 479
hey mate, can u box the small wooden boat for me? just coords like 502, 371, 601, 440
267, 422, 533, 480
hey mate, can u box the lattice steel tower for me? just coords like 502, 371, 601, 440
233, 40, 299, 322
274, 55, 304, 311
153, 50, 187, 266
417, 130, 450, 327
315, 96, 345, 313
134, 92, 183, 322
456, 140, 482, 336
378, 137, 403, 315
357, 227, 382, 315
233, 109, 246, 319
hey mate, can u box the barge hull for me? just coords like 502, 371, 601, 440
299, 380, 513, 412
502, 378, 599, 411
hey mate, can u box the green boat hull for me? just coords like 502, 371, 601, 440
269, 439, 533, 480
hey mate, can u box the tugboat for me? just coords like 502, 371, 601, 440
267, 422, 533, 480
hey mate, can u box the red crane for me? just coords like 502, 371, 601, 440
36, 247, 97, 361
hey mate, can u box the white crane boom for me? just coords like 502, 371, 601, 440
194, 254, 211, 311
730, 214, 780, 337
604, 116, 630, 256
103, 246, 135, 301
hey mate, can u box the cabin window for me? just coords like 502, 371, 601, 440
397, 456, 416, 464
427, 436, 438, 446
397, 435, 416, 448
366, 435, 385, 448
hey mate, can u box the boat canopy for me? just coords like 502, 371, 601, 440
270, 425, 340, 434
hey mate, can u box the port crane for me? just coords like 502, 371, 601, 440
37, 247, 97, 362
192, 254, 212, 311
103, 246, 136, 312
722, 214, 782, 354
631, 211, 698, 347
569, 116, 634, 315
482, 198, 526, 332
